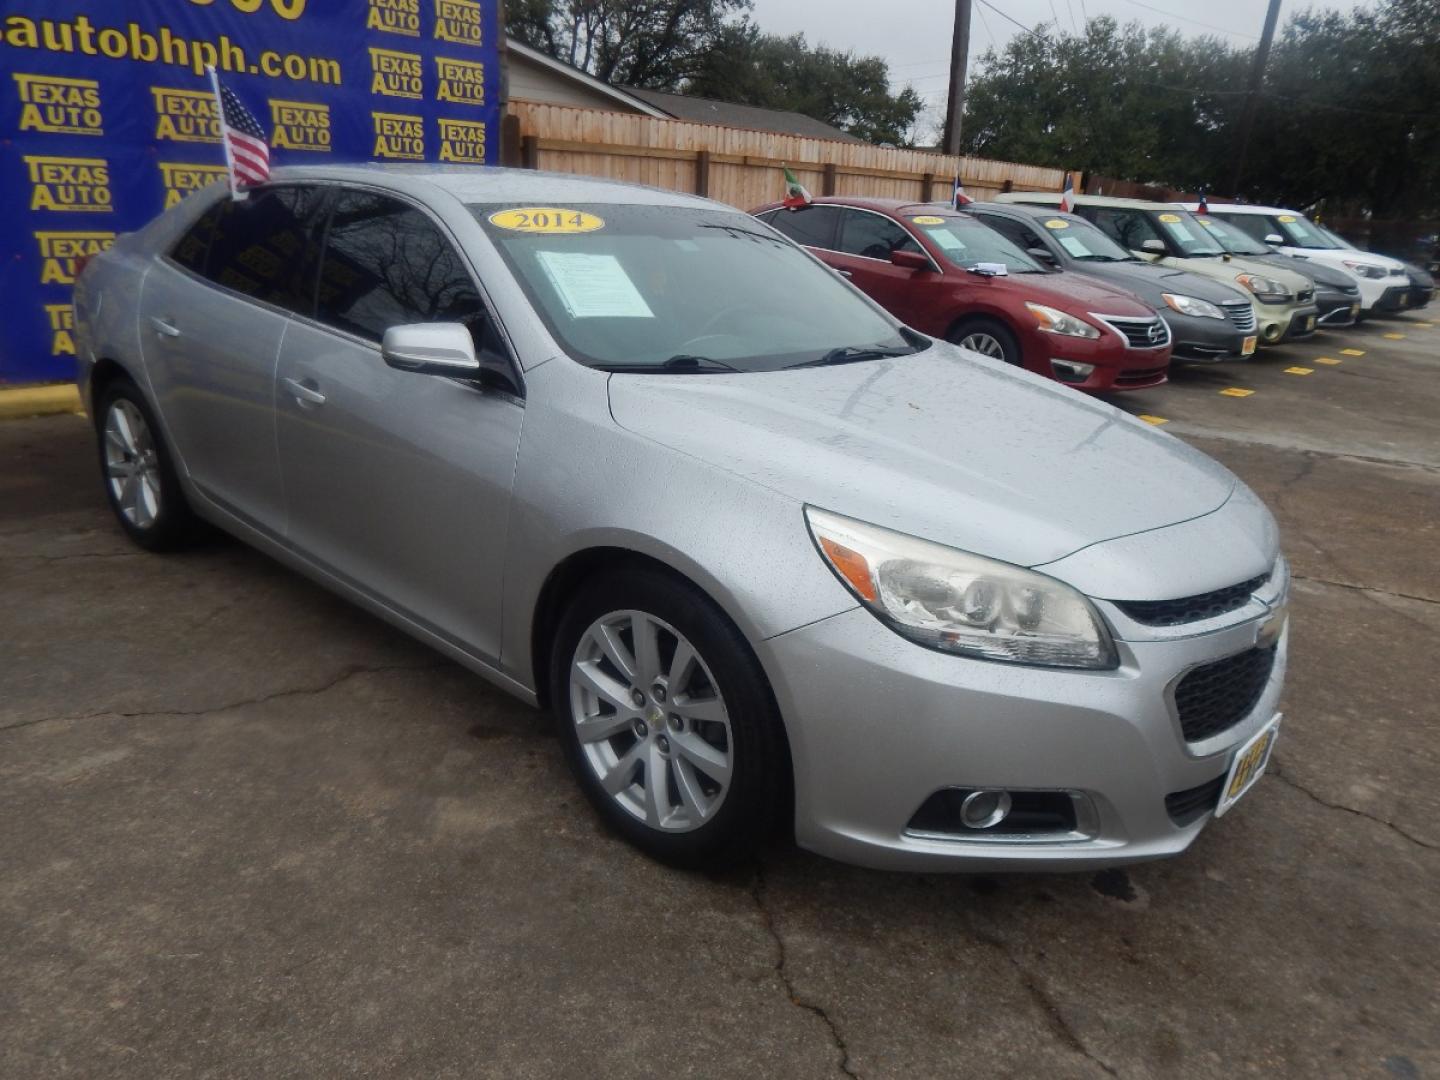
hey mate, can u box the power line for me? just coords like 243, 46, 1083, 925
975, 0, 1045, 39
1121, 0, 1260, 39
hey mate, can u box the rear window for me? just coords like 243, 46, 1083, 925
760, 205, 841, 250
187, 186, 329, 314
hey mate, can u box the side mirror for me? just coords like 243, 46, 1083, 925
1265, 234, 1284, 245
890, 249, 934, 271
382, 322, 480, 377
1140, 238, 1167, 255
1026, 245, 1057, 265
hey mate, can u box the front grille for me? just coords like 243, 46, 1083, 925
1099, 315, 1170, 349
1115, 366, 1168, 386
1223, 302, 1256, 332
1297, 286, 1315, 304
1165, 775, 1225, 826
1114, 573, 1269, 626
1174, 646, 1277, 743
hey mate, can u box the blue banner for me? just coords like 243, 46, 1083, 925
0, 0, 502, 384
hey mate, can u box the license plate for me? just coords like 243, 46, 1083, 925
1241, 335, 1258, 356
1350, 303, 1360, 317
1303, 315, 1316, 331
1215, 713, 1281, 817
1398, 294, 1409, 307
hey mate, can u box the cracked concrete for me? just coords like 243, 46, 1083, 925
3, 315, 1439, 1077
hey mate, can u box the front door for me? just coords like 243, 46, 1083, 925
827, 208, 949, 335
274, 188, 523, 664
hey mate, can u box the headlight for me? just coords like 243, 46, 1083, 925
1235, 273, 1292, 303
806, 507, 1117, 669
1342, 260, 1388, 280
1024, 302, 1100, 339
1161, 293, 1225, 319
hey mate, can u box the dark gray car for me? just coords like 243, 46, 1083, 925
970, 204, 1257, 363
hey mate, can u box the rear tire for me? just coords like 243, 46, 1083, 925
95, 378, 198, 551
949, 317, 1022, 367
550, 565, 788, 869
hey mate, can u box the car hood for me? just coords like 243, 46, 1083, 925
993, 270, 1154, 317
1249, 252, 1356, 289
608, 343, 1238, 569
1068, 260, 1247, 305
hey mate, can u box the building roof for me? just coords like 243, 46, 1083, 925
620, 87, 863, 143
505, 39, 671, 118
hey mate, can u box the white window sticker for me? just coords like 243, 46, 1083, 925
535, 251, 655, 319
925, 227, 965, 252
1164, 220, 1196, 243
1057, 235, 1094, 257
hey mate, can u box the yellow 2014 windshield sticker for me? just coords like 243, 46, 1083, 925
911, 215, 946, 225
1044, 218, 1070, 229
1158, 213, 1182, 223
489, 208, 605, 234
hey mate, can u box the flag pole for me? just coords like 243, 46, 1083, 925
206, 64, 239, 201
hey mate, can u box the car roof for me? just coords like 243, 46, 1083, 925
265, 163, 721, 210
994, 192, 1181, 211
1193, 202, 1303, 216
756, 195, 970, 218
970, 203, 1090, 226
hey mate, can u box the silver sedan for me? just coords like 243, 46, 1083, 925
74, 165, 1289, 871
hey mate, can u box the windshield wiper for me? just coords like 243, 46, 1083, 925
599, 354, 743, 374
788, 344, 914, 369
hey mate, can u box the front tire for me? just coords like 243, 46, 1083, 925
550, 566, 788, 868
949, 317, 1022, 367
95, 378, 197, 551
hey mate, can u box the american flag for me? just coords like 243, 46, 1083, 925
208, 67, 270, 190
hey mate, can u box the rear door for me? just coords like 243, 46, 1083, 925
274, 187, 523, 664
138, 185, 328, 533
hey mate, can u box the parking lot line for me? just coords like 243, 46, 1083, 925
1219, 387, 1255, 397
1414, 321, 1433, 328
1382, 333, 1406, 340
1137, 414, 1169, 425
1341, 348, 1366, 356
1315, 357, 1342, 365
1285, 367, 1314, 375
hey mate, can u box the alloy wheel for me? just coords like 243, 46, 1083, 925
958, 332, 1006, 360
103, 399, 162, 529
569, 609, 733, 832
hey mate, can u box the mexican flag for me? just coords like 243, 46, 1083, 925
782, 165, 812, 209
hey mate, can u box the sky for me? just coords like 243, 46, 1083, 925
747, 0, 1373, 133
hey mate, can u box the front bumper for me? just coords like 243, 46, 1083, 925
760, 586, 1288, 872
1369, 283, 1415, 313
1166, 312, 1254, 362
1315, 288, 1362, 328
1272, 303, 1320, 343
1406, 283, 1434, 310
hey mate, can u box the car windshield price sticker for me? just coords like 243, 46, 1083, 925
490, 208, 605, 235
535, 251, 654, 319
1278, 215, 1297, 223
911, 215, 946, 225
923, 227, 965, 252
1044, 219, 1070, 229
1057, 235, 1094, 257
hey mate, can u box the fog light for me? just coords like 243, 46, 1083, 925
1261, 322, 1282, 343
959, 789, 1013, 829
1050, 359, 1095, 383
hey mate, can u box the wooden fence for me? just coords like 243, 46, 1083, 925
501, 101, 1068, 210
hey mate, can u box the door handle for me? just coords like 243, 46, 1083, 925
150, 316, 181, 338
283, 377, 326, 407
837, 269, 853, 278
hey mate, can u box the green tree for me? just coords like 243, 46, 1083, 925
687, 29, 925, 145
505, 0, 752, 89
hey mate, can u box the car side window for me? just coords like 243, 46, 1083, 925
200, 186, 329, 314
171, 203, 223, 276
836, 210, 922, 261
1222, 215, 1272, 244
1084, 208, 1162, 251
763, 205, 841, 250
316, 190, 485, 345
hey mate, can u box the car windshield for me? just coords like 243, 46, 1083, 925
911, 215, 1046, 273
1316, 225, 1354, 250
1151, 212, 1225, 257
1033, 217, 1135, 262
1194, 216, 1270, 256
471, 203, 923, 372
1273, 214, 1338, 249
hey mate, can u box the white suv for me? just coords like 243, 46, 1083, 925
1194, 203, 1413, 315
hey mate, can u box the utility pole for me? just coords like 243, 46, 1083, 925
1230, 0, 1282, 194
941, 0, 972, 155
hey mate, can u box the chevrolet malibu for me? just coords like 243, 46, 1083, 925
74, 166, 1289, 872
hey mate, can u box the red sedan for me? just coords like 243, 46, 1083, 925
752, 198, 1171, 391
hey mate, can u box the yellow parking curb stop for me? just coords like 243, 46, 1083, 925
1382, 332, 1405, 340
1340, 348, 1365, 356
1137, 414, 1168, 425
1284, 366, 1314, 375
1219, 387, 1255, 398
0, 384, 82, 420
1315, 357, 1341, 365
